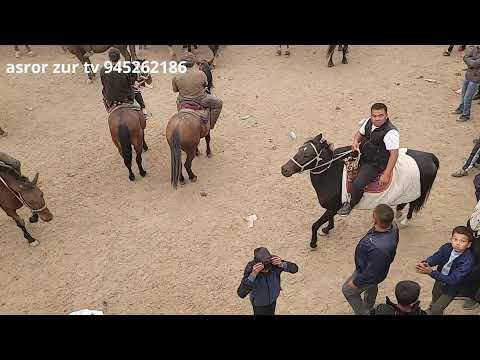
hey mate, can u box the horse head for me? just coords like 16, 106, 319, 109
9, 172, 53, 222
281, 133, 335, 177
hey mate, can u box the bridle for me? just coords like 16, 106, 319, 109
0, 175, 47, 212
290, 141, 353, 175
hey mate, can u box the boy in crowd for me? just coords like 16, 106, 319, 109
416, 226, 475, 315
371, 280, 427, 315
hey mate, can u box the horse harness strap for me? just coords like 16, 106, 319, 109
0, 174, 47, 212
290, 142, 353, 175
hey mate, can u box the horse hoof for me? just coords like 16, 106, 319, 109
29, 215, 39, 223
129, 174, 135, 181
29, 240, 40, 247
309, 243, 318, 251
443, 51, 451, 56
140, 170, 147, 177
207, 152, 213, 158
342, 60, 348, 64
285, 51, 290, 56
87, 79, 93, 84
190, 176, 197, 183
328, 63, 334, 68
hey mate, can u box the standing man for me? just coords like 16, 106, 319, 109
338, 103, 400, 216
237, 247, 298, 315
453, 45, 480, 122
342, 204, 400, 315
172, 52, 223, 130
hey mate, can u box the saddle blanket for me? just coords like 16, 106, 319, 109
107, 103, 141, 115
179, 108, 209, 125
341, 148, 421, 209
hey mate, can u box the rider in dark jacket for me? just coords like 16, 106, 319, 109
100, 48, 134, 112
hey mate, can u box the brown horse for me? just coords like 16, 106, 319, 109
166, 108, 212, 189
0, 168, 53, 246
65, 45, 138, 81
108, 106, 148, 181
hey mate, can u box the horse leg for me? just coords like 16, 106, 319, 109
206, 133, 212, 158
75, 53, 95, 82
321, 216, 335, 235
184, 149, 197, 182
344, 45, 349, 54
168, 46, 176, 60
342, 47, 348, 64
396, 203, 407, 219
143, 138, 149, 152
120, 48, 131, 61
328, 52, 334, 67
338, 45, 342, 51
310, 209, 336, 249
133, 141, 146, 177
128, 45, 137, 60
6, 209, 38, 246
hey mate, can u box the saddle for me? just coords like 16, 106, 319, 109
107, 101, 141, 115
344, 155, 393, 194
177, 100, 209, 125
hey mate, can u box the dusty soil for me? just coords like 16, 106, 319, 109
0, 45, 479, 314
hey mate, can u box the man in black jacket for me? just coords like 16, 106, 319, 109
338, 103, 399, 216
342, 204, 399, 315
100, 48, 135, 112
371, 280, 427, 315
237, 247, 298, 315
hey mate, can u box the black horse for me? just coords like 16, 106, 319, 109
281, 133, 439, 249
327, 45, 349, 67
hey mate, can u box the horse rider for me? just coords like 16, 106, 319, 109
337, 102, 400, 216
100, 48, 135, 113
0, 152, 21, 174
172, 52, 223, 130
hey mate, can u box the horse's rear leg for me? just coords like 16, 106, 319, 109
342, 47, 348, 64
206, 133, 212, 158
133, 141, 146, 177
396, 203, 407, 219
328, 53, 334, 67
311, 209, 336, 249
184, 149, 197, 182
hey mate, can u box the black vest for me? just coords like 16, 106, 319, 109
360, 118, 397, 169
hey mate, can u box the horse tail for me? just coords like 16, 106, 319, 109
409, 151, 440, 214
118, 123, 133, 169
170, 127, 182, 189
326, 45, 336, 59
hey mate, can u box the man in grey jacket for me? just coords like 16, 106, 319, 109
454, 45, 480, 122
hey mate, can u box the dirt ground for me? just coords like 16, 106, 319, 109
0, 45, 479, 315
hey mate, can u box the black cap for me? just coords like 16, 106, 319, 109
395, 280, 421, 306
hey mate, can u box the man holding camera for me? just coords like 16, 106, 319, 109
237, 247, 298, 315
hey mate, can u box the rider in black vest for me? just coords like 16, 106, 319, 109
338, 103, 400, 216
100, 48, 135, 112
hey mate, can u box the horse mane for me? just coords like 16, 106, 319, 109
0, 167, 33, 189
